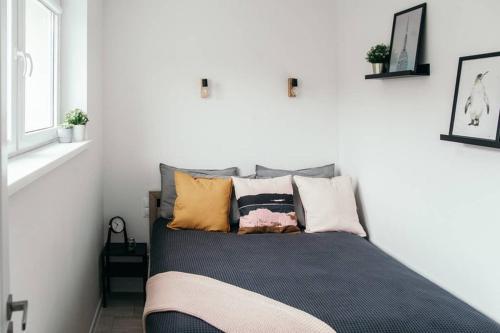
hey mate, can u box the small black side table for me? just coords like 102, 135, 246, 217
100, 243, 148, 307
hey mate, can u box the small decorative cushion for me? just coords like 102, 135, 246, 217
255, 164, 335, 228
169, 172, 232, 232
229, 174, 256, 230
293, 175, 366, 236
232, 175, 300, 234
159, 163, 238, 225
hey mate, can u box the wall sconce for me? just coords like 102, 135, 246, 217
201, 78, 209, 98
288, 78, 298, 97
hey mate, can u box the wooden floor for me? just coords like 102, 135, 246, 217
95, 293, 144, 333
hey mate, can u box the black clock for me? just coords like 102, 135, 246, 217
106, 216, 128, 249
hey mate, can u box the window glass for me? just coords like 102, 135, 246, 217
24, 0, 55, 133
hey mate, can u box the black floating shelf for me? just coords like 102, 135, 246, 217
440, 134, 500, 149
365, 64, 430, 80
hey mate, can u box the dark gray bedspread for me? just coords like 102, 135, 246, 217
146, 219, 500, 333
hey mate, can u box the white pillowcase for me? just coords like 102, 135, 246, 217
293, 175, 366, 236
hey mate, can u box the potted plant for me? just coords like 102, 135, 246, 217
65, 108, 89, 142
366, 44, 390, 74
57, 123, 73, 143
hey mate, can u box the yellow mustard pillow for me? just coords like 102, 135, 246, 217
169, 171, 232, 232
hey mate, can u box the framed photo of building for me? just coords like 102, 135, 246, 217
388, 3, 426, 73
448, 52, 500, 142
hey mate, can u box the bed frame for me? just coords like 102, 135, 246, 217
149, 191, 162, 236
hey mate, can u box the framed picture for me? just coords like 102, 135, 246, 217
448, 52, 500, 142
388, 3, 426, 73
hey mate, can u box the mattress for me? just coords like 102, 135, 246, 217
146, 219, 500, 333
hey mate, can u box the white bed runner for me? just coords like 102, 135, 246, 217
143, 271, 336, 333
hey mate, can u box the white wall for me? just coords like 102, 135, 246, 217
103, 0, 338, 242
336, 0, 500, 322
60, 0, 87, 114
8, 0, 103, 332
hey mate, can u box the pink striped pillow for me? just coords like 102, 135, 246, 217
232, 176, 300, 234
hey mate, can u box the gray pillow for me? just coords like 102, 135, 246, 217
255, 164, 335, 228
159, 164, 239, 225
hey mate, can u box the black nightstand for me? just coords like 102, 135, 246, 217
100, 243, 148, 307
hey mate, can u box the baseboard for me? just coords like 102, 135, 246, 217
89, 297, 102, 333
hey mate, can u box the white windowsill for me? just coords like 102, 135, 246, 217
8, 140, 91, 196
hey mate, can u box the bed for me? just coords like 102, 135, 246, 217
145, 191, 500, 333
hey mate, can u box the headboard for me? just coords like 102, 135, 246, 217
149, 191, 161, 236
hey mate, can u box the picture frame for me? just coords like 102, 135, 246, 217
388, 3, 426, 73
446, 52, 500, 144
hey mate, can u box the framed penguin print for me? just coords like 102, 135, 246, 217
448, 52, 500, 142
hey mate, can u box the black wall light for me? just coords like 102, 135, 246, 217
201, 78, 209, 98
288, 78, 298, 97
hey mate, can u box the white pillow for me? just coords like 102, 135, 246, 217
293, 175, 366, 236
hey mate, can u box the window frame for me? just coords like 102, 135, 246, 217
8, 0, 62, 157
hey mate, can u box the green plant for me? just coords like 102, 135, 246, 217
59, 122, 73, 129
65, 108, 89, 126
366, 44, 390, 63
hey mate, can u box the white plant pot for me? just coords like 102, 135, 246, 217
57, 128, 73, 143
372, 63, 384, 74
72, 125, 86, 142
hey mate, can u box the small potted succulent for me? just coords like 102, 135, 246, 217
65, 108, 89, 142
57, 122, 73, 143
366, 44, 390, 74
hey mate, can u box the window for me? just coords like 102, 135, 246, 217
8, 0, 61, 156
